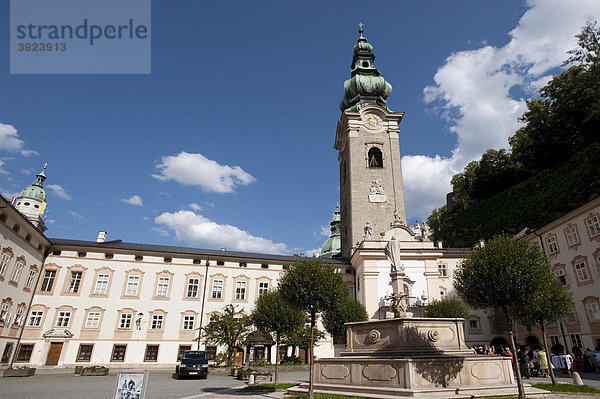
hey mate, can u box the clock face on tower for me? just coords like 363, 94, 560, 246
364, 114, 382, 131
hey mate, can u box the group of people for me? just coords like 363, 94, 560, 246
473, 344, 600, 378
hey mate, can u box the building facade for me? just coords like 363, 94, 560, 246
0, 193, 51, 366
515, 197, 600, 351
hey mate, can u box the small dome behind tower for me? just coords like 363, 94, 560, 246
321, 204, 341, 258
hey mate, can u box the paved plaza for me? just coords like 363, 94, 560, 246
1, 367, 599, 399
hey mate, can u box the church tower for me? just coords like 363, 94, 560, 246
336, 27, 407, 259
14, 164, 48, 232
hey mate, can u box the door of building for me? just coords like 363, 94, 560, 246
233, 347, 244, 366
45, 342, 63, 365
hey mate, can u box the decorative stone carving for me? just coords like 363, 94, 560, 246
368, 329, 381, 344
42, 328, 74, 338
427, 329, 440, 342
368, 180, 387, 203
362, 364, 397, 381
321, 365, 349, 380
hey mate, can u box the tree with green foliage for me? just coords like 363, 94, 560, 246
283, 324, 326, 364
564, 20, 600, 67
323, 296, 368, 340
425, 297, 469, 319
279, 259, 349, 399
252, 289, 305, 385
512, 276, 573, 385
202, 304, 253, 366
453, 235, 552, 399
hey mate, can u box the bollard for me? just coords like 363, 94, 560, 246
572, 371, 584, 385
248, 373, 255, 385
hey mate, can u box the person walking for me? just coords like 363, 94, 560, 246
538, 348, 549, 377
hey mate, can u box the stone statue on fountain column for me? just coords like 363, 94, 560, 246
384, 236, 402, 273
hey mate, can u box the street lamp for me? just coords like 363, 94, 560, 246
135, 312, 144, 330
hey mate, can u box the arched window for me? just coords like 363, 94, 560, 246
368, 147, 383, 167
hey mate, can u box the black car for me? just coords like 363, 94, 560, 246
175, 350, 209, 379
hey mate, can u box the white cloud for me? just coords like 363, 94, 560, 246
0, 123, 37, 156
151, 227, 169, 236
152, 152, 256, 193
320, 225, 330, 237
0, 159, 7, 175
47, 184, 72, 200
69, 211, 85, 220
407, 0, 600, 221
0, 123, 25, 152
155, 210, 288, 254
189, 203, 202, 211
305, 248, 321, 257
122, 195, 143, 206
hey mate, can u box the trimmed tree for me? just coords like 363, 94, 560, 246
453, 235, 550, 399
252, 289, 305, 385
323, 296, 368, 341
202, 304, 253, 367
279, 259, 349, 399
512, 275, 573, 385
425, 297, 469, 319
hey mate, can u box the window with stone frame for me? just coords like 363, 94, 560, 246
66, 271, 82, 293
182, 315, 195, 330
571, 333, 583, 348
76, 344, 94, 362
564, 225, 580, 246
39, 269, 56, 292
0, 300, 11, 323
583, 296, 600, 322
24, 267, 37, 289
211, 279, 223, 299
28, 310, 43, 327
85, 312, 101, 329
438, 263, 448, 277
550, 335, 560, 346
546, 235, 559, 254
15, 343, 34, 362
121, 268, 144, 299
13, 305, 25, 326
0, 250, 13, 277
573, 259, 592, 283
553, 264, 568, 286
258, 281, 269, 296
111, 344, 127, 362
155, 276, 170, 297
151, 314, 164, 330
93, 273, 110, 295
586, 214, 600, 238
144, 345, 159, 362
186, 278, 199, 298
235, 281, 247, 300
119, 313, 133, 329
9, 260, 24, 284
55, 311, 71, 327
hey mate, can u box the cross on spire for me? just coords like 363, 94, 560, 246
358, 22, 364, 37
43, 162, 48, 170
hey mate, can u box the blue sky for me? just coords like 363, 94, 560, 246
1, 0, 599, 255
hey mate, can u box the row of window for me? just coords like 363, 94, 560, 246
550, 333, 584, 349
38, 267, 271, 301
27, 308, 199, 332
0, 300, 26, 327
545, 214, 600, 255
0, 250, 38, 291
53, 250, 276, 270
553, 253, 600, 287
0, 213, 45, 252
13, 343, 219, 363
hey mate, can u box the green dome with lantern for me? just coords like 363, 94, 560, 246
321, 205, 341, 258
19, 166, 48, 203
339, 25, 393, 112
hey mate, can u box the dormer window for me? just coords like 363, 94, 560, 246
164, 258, 172, 263
77, 252, 86, 258
135, 256, 143, 262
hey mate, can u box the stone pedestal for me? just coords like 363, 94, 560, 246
289, 318, 548, 398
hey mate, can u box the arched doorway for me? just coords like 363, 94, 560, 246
525, 335, 540, 348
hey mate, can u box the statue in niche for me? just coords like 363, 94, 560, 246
384, 236, 402, 273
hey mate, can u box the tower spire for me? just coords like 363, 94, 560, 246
339, 28, 393, 112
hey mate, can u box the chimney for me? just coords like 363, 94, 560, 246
97, 231, 107, 243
